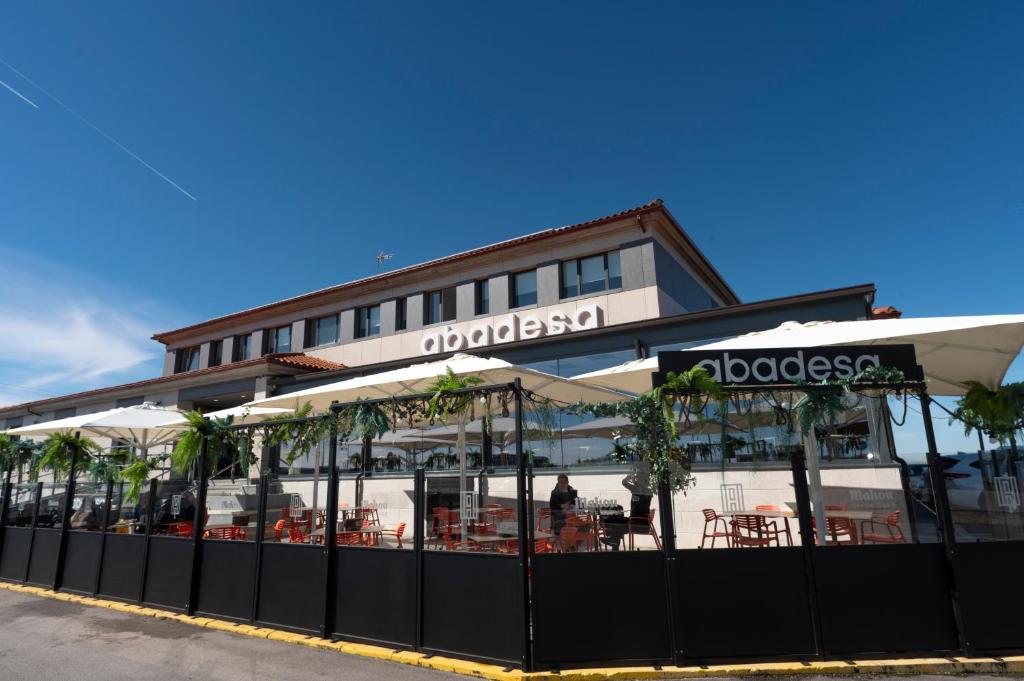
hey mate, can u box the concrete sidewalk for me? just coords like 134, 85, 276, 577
0, 581, 1021, 681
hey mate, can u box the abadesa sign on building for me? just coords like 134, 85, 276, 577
655, 344, 922, 387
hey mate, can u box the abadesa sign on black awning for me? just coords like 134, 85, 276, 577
654, 344, 922, 387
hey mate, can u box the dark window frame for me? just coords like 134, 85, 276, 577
308, 313, 340, 347
175, 345, 201, 373
355, 305, 381, 338
424, 286, 457, 325
395, 297, 407, 331
233, 334, 252, 362
208, 340, 223, 367
559, 250, 622, 299
267, 325, 292, 355
510, 269, 538, 309
475, 279, 490, 316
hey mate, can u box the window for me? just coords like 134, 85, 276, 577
560, 250, 622, 299
175, 346, 201, 373
233, 334, 252, 362
395, 298, 407, 331
425, 286, 456, 325
268, 325, 291, 354
511, 270, 537, 308
208, 340, 223, 367
475, 279, 490, 315
356, 305, 381, 338
309, 314, 339, 347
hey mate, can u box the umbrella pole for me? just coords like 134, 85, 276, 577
803, 429, 828, 546
458, 414, 468, 543
311, 440, 321, 529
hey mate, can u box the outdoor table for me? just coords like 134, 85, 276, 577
310, 524, 383, 545
720, 508, 875, 544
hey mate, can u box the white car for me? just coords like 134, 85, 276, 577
923, 452, 1016, 512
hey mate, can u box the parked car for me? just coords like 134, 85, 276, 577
920, 452, 1017, 511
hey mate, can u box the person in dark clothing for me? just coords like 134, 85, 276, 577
549, 474, 577, 537
601, 466, 654, 550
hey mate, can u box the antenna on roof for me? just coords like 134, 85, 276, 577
376, 251, 394, 273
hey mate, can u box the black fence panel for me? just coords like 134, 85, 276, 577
27, 528, 60, 587
813, 544, 959, 656
98, 533, 145, 602
331, 546, 416, 647
61, 531, 103, 594
256, 543, 324, 635
142, 536, 193, 611
196, 540, 256, 622
421, 552, 523, 666
0, 527, 32, 581
953, 540, 1024, 654
533, 552, 671, 668
676, 547, 817, 662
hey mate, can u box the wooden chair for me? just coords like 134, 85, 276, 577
379, 522, 407, 549
754, 504, 792, 546
730, 514, 778, 547
204, 526, 245, 540
860, 511, 905, 544
626, 509, 662, 551
700, 509, 730, 548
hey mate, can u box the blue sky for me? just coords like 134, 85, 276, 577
0, 2, 1021, 456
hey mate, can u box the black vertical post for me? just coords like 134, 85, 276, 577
791, 451, 825, 659
137, 478, 158, 604
482, 421, 493, 474
93, 479, 114, 595
249, 438, 270, 622
0, 470, 11, 567
413, 467, 425, 651
24, 481, 43, 583
513, 379, 533, 672
656, 473, 681, 664
185, 438, 210, 614
920, 391, 969, 654
53, 436, 81, 591
361, 433, 373, 477
320, 416, 340, 639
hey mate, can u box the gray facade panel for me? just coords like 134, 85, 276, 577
489, 275, 509, 315
536, 262, 560, 307
5, 417, 23, 429
339, 309, 356, 343
251, 329, 265, 357
652, 240, 716, 313
179, 378, 258, 403
162, 351, 175, 376
198, 342, 212, 369
380, 299, 397, 336
53, 407, 76, 419
619, 238, 655, 290
456, 282, 475, 321
290, 319, 306, 352
116, 396, 145, 408
406, 293, 425, 331
222, 336, 235, 365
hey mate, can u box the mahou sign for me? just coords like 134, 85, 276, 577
654, 344, 922, 387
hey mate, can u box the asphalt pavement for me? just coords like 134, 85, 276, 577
0, 588, 456, 681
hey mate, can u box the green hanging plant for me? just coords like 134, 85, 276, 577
654, 366, 726, 433
953, 381, 1024, 443
793, 381, 849, 436
36, 432, 101, 478
348, 400, 391, 439
425, 367, 485, 423
171, 411, 239, 477
0, 434, 41, 476
266, 402, 341, 468
118, 456, 166, 504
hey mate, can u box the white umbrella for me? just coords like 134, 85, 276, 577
7, 402, 184, 451
158, 405, 292, 427
251, 353, 627, 539
573, 315, 1024, 396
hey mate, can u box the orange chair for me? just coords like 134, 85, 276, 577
556, 525, 580, 553
336, 531, 361, 546
700, 509, 731, 548
860, 511, 905, 544
566, 513, 595, 551
204, 526, 245, 540
537, 507, 552, 532
754, 504, 792, 546
533, 537, 552, 554
287, 526, 307, 544
168, 521, 194, 538
273, 519, 287, 542
730, 514, 778, 547
379, 522, 407, 549
626, 509, 662, 551
813, 516, 858, 545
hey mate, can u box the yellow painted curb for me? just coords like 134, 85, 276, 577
2, 580, 1023, 680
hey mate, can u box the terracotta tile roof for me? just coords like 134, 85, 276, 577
871, 306, 903, 319
266, 353, 343, 371
152, 199, 738, 343
0, 353, 343, 415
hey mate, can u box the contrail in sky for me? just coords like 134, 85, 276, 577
0, 77, 38, 108
0, 56, 197, 201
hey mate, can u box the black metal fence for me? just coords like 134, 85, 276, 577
0, 383, 1021, 670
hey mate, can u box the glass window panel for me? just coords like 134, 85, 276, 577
69, 483, 107, 532
209, 340, 222, 367
607, 250, 622, 289
316, 314, 339, 345
272, 325, 291, 353
357, 306, 381, 338
6, 484, 37, 526
561, 261, 579, 298
941, 447, 1024, 543
395, 298, 407, 331
426, 291, 442, 325
441, 286, 457, 322
476, 280, 489, 315
579, 254, 606, 295
513, 270, 537, 308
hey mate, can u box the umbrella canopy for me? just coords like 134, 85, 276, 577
343, 428, 452, 451
560, 416, 635, 439
573, 315, 1024, 396
6, 402, 184, 449
159, 405, 292, 427
249, 353, 627, 411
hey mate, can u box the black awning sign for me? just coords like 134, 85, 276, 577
656, 344, 922, 387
